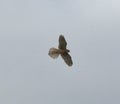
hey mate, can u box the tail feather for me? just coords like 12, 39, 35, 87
48, 48, 60, 59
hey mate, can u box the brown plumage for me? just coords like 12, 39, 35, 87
48, 35, 73, 66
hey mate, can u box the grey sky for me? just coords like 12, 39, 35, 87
0, 0, 120, 104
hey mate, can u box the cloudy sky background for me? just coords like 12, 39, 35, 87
0, 0, 120, 104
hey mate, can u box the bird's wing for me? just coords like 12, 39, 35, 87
61, 53, 73, 66
58, 35, 67, 50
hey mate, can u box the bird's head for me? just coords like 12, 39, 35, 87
66, 49, 70, 52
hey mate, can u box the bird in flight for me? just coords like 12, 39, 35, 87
48, 35, 73, 66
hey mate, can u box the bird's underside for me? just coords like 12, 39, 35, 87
48, 35, 73, 66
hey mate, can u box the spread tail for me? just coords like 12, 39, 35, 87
48, 48, 60, 59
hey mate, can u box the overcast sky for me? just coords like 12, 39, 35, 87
0, 0, 120, 104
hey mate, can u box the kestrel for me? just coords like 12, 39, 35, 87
48, 35, 73, 66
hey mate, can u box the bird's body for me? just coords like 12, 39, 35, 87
48, 35, 73, 66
